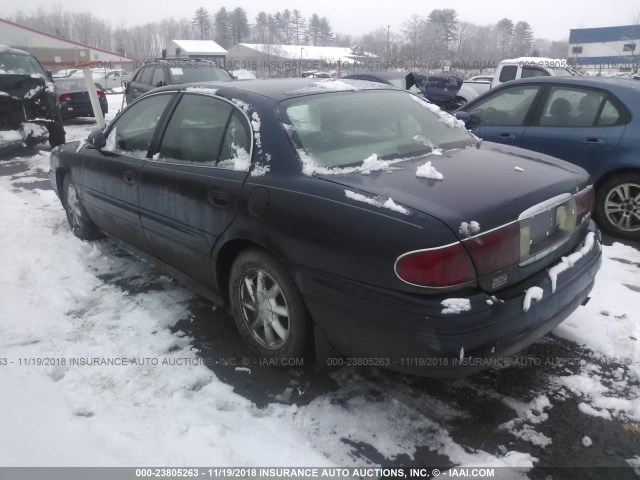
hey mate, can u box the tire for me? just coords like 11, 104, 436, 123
229, 249, 311, 362
594, 173, 640, 240
62, 174, 102, 240
48, 114, 66, 148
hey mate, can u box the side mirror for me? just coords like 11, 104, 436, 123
46, 70, 54, 81
155, 81, 165, 87
454, 111, 472, 125
123, 80, 130, 93
87, 128, 107, 149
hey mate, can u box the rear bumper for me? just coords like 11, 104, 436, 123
61, 101, 108, 119
300, 222, 602, 377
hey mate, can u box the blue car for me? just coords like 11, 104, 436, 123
455, 76, 640, 239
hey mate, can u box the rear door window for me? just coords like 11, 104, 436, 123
156, 94, 251, 170
538, 87, 605, 127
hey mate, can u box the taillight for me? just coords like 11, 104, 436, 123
59, 93, 71, 102
574, 186, 594, 224
395, 243, 476, 287
463, 222, 521, 276
97, 90, 106, 98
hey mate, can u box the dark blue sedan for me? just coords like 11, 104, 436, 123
455, 76, 640, 239
49, 79, 600, 377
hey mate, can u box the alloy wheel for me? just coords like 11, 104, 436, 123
604, 182, 640, 232
238, 268, 290, 350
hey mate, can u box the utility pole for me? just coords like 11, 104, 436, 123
387, 25, 390, 58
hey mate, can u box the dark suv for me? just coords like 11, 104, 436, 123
0, 45, 65, 151
125, 58, 233, 104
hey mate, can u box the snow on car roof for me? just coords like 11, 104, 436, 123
168, 78, 397, 100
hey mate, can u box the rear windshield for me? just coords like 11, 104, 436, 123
168, 63, 232, 83
0, 51, 47, 76
55, 79, 102, 92
279, 90, 474, 168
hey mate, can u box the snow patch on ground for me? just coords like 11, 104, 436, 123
500, 395, 553, 448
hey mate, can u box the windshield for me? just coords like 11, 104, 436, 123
550, 68, 577, 76
55, 78, 102, 92
168, 63, 232, 83
0, 51, 47, 76
280, 90, 474, 169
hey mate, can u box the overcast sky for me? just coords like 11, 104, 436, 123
8, 0, 640, 41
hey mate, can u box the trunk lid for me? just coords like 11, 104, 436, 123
319, 143, 592, 292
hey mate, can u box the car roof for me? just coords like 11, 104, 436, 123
0, 44, 32, 56
343, 71, 404, 81
154, 78, 397, 101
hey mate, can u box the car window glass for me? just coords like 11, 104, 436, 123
521, 67, 549, 78
597, 99, 621, 126
140, 67, 154, 85
218, 110, 252, 170
103, 93, 173, 158
157, 94, 238, 167
168, 63, 232, 83
132, 68, 144, 82
467, 85, 539, 126
151, 67, 165, 87
499, 65, 517, 82
539, 87, 605, 127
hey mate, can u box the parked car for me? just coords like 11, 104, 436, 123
454, 76, 640, 239
0, 45, 65, 150
457, 57, 579, 103
342, 71, 464, 111
54, 77, 108, 120
50, 79, 601, 377
125, 58, 233, 104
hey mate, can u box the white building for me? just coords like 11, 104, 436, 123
568, 25, 640, 71
0, 18, 136, 71
165, 40, 227, 62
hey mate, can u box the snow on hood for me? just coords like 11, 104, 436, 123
416, 160, 444, 180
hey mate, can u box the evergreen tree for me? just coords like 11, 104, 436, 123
192, 7, 211, 40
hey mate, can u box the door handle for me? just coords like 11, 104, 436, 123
498, 133, 516, 142
208, 190, 230, 208
123, 170, 137, 185
583, 138, 606, 147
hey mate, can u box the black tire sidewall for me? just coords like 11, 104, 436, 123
62, 175, 100, 240
48, 114, 66, 148
229, 249, 311, 361
595, 174, 640, 240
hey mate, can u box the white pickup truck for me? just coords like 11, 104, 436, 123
457, 57, 579, 103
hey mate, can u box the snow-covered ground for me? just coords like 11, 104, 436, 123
0, 94, 639, 471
